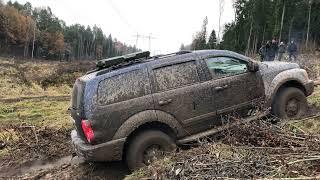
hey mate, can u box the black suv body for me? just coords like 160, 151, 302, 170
71, 50, 313, 169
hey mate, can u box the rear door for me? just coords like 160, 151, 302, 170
150, 58, 218, 134
202, 56, 264, 119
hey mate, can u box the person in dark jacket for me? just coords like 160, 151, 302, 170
265, 39, 278, 61
288, 41, 298, 61
259, 42, 267, 61
278, 42, 286, 61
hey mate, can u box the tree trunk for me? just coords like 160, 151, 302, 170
288, 17, 294, 41
279, 2, 286, 42
306, 0, 312, 50
246, 20, 253, 56
273, 0, 280, 36
31, 23, 36, 59
262, 24, 266, 43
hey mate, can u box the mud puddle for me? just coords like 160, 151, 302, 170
19, 155, 73, 175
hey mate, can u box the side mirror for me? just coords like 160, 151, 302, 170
248, 61, 259, 72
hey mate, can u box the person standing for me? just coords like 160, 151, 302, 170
266, 39, 278, 61
288, 41, 298, 61
278, 42, 286, 61
259, 42, 267, 61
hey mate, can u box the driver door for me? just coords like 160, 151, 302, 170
204, 56, 264, 119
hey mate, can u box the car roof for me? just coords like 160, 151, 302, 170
194, 50, 253, 62
90, 50, 253, 80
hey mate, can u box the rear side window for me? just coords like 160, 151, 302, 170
97, 70, 149, 105
153, 61, 199, 92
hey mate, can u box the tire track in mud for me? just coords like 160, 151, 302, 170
0, 125, 129, 179
0, 95, 70, 103
1, 156, 129, 179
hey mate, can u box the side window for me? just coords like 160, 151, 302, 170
205, 57, 247, 78
97, 70, 149, 105
153, 61, 199, 92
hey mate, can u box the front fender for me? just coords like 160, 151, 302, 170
112, 110, 186, 140
265, 68, 309, 106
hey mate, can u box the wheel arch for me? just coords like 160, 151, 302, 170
112, 110, 185, 161
265, 68, 309, 107
112, 110, 185, 140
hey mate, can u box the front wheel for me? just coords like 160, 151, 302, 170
272, 87, 307, 119
125, 130, 176, 170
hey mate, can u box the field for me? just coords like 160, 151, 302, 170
0, 58, 129, 179
0, 56, 320, 179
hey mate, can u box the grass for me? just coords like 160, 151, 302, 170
0, 59, 70, 99
293, 86, 320, 134
0, 57, 94, 129
0, 99, 71, 129
308, 86, 320, 106
0, 58, 89, 159
124, 157, 174, 180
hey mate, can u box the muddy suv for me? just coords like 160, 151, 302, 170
70, 50, 313, 170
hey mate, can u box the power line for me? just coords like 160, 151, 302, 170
106, 0, 136, 33
133, 33, 156, 51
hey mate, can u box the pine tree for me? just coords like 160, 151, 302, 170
207, 29, 217, 49
191, 16, 208, 50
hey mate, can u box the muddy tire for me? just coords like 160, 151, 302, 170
272, 87, 307, 119
125, 130, 176, 171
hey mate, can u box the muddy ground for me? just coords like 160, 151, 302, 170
1, 56, 320, 179
0, 125, 129, 180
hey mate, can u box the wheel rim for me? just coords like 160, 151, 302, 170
285, 98, 300, 118
143, 145, 164, 165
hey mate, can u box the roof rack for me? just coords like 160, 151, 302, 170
153, 50, 192, 59
96, 51, 150, 70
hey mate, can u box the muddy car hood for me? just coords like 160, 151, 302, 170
259, 61, 299, 74
259, 61, 300, 81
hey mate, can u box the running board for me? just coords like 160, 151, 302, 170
177, 112, 268, 144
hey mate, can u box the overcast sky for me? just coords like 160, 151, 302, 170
8, 0, 235, 54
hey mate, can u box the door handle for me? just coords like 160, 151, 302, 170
215, 85, 229, 91
158, 99, 172, 106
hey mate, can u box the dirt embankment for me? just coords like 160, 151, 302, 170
126, 116, 320, 180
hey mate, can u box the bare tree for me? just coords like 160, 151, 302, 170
218, 0, 225, 43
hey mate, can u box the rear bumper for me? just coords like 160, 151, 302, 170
71, 130, 126, 161
305, 80, 314, 96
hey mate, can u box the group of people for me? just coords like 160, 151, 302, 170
259, 39, 298, 62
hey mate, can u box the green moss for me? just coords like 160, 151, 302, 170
308, 86, 320, 107
290, 117, 320, 134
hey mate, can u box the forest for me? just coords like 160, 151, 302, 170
188, 0, 320, 55
0, 1, 138, 60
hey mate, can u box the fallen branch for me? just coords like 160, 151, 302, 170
287, 156, 320, 165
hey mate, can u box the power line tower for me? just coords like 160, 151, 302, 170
133, 33, 156, 51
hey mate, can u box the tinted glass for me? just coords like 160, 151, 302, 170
205, 57, 247, 78
98, 70, 149, 105
154, 61, 199, 92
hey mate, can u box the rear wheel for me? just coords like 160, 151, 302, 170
125, 130, 176, 170
272, 87, 307, 119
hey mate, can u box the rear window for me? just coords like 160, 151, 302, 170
153, 61, 199, 92
71, 80, 85, 109
97, 70, 149, 105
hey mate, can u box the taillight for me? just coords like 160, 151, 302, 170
81, 119, 95, 143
